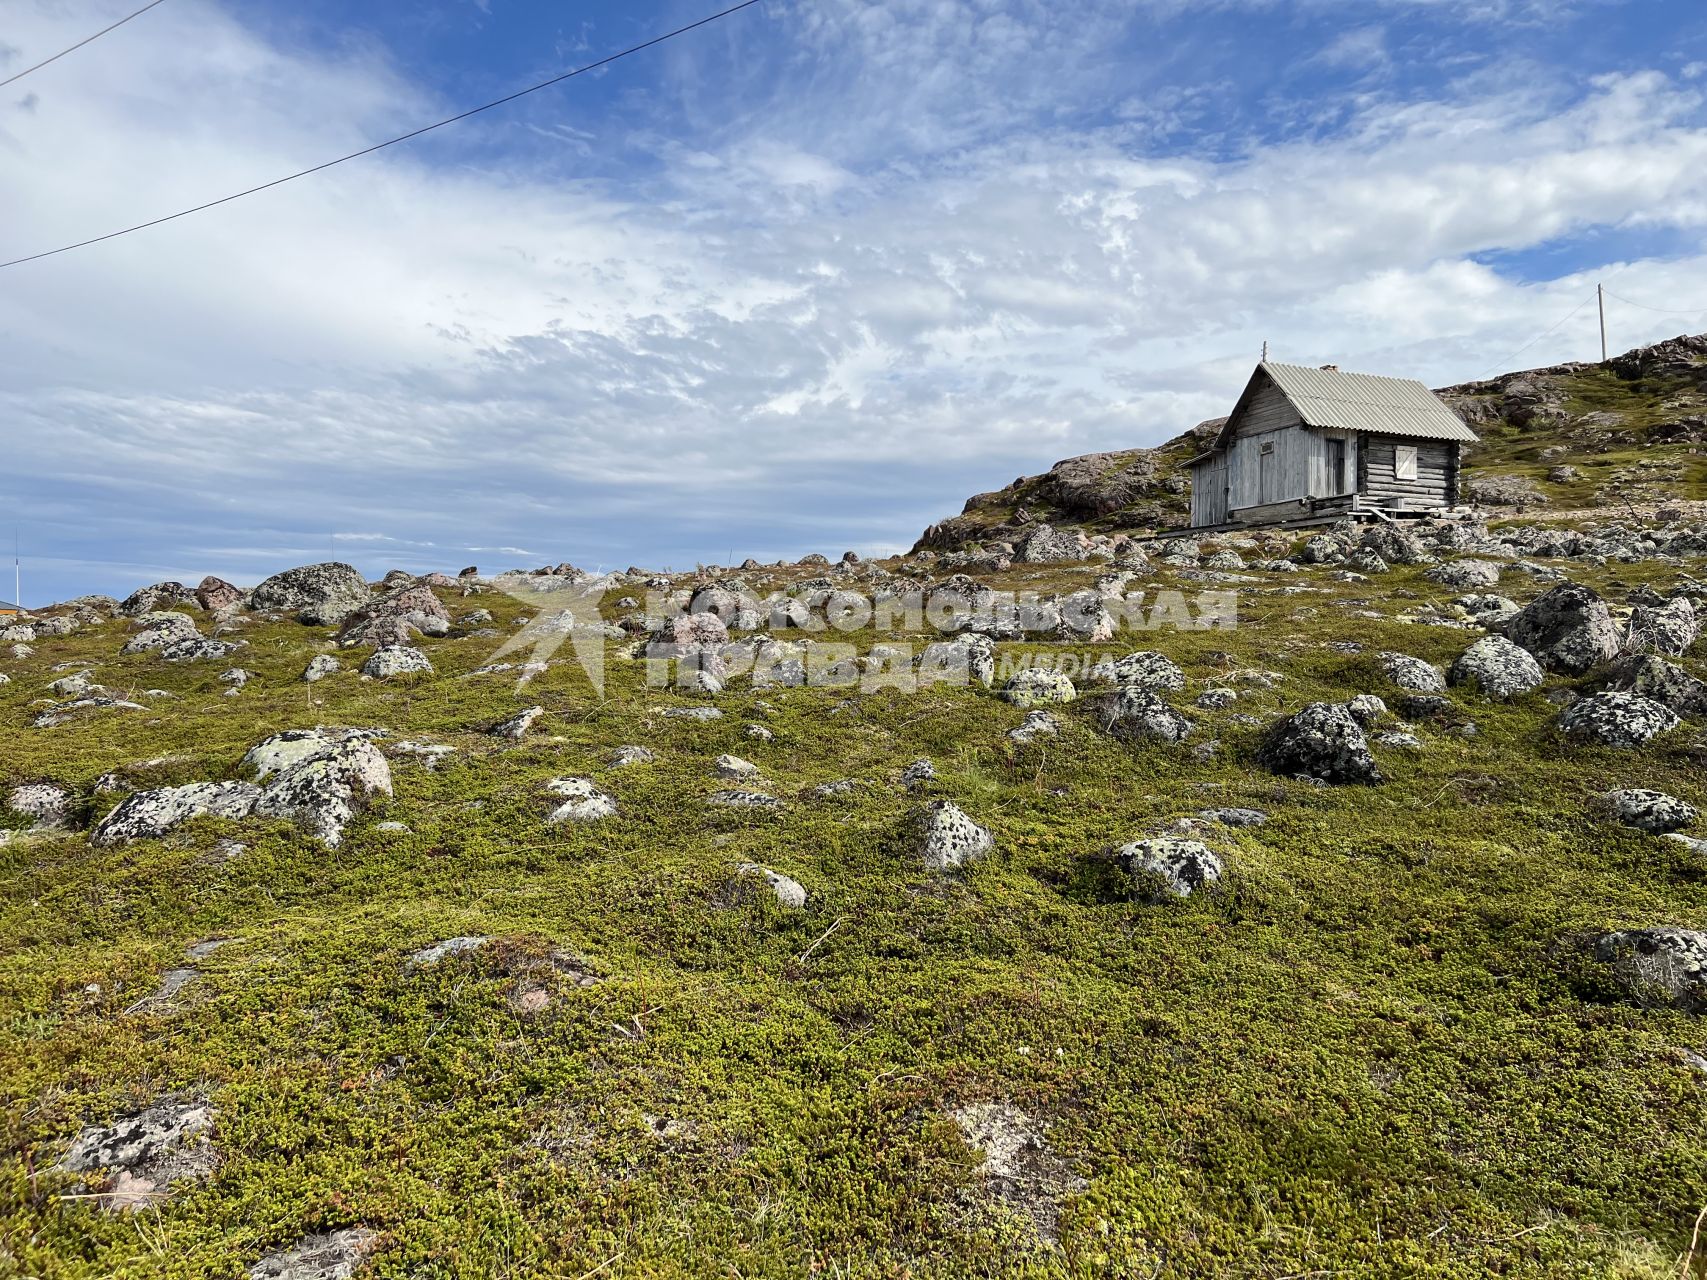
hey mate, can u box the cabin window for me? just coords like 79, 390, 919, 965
1395, 444, 1419, 481
1326, 438, 1347, 494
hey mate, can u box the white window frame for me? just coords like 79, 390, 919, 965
1395, 444, 1419, 482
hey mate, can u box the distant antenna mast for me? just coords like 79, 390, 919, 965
1262, 340, 1269, 362
1597, 283, 1607, 362
12, 529, 19, 612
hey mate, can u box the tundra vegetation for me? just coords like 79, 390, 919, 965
4, 336, 1707, 1279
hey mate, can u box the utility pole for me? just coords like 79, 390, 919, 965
12, 529, 19, 612
1597, 283, 1607, 362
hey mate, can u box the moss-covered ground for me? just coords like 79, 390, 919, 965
3, 542, 1707, 1279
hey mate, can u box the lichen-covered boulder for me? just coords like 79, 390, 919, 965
1258, 702, 1382, 784
1557, 691, 1679, 748
1602, 653, 1707, 716
1001, 667, 1077, 707
7, 782, 72, 830
1425, 559, 1502, 589
1088, 650, 1186, 693
56, 1100, 216, 1213
1600, 788, 1698, 834
248, 562, 371, 627
244, 729, 394, 846
917, 634, 996, 688
361, 646, 433, 679
90, 782, 263, 847
545, 777, 617, 823
1501, 582, 1622, 674
302, 654, 341, 683
1378, 651, 1446, 693
1114, 837, 1223, 900
1014, 524, 1085, 564
1448, 634, 1545, 699
1624, 597, 1698, 658
195, 576, 244, 614
1360, 524, 1432, 566
1008, 710, 1060, 743
337, 585, 452, 649
1592, 928, 1707, 1013
1090, 689, 1193, 744
118, 582, 196, 617
121, 611, 200, 654
912, 800, 994, 871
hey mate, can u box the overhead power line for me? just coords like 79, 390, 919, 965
1474, 290, 1598, 380
0, 0, 765, 271
0, 0, 170, 90
1602, 288, 1707, 318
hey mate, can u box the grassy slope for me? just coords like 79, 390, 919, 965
1453, 365, 1707, 513
4, 553, 1707, 1278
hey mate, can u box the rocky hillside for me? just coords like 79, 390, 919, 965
4, 509, 1707, 1277
915, 333, 1707, 555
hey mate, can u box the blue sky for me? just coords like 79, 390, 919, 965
3, 0, 1707, 600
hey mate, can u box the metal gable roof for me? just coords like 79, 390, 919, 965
1259, 361, 1479, 442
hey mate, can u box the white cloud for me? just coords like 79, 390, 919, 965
1, 0, 1705, 598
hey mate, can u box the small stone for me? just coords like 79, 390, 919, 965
900, 758, 936, 789
1008, 710, 1059, 743
490, 706, 544, 740
1378, 651, 1446, 693
913, 800, 994, 871
707, 788, 782, 810
361, 646, 432, 678
1344, 693, 1387, 726
247, 1228, 379, 1280
1115, 837, 1223, 900
545, 778, 617, 823
715, 754, 761, 779
1000, 667, 1077, 707
729, 863, 807, 910
1558, 691, 1679, 748
1258, 702, 1382, 785
1601, 788, 1699, 834
302, 655, 341, 683
405, 937, 488, 970
1197, 807, 1266, 828
611, 745, 655, 766
1592, 928, 1707, 1013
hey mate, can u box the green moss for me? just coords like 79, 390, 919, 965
2, 558, 1706, 1277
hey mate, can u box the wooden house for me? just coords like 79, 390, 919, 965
1186, 361, 1477, 529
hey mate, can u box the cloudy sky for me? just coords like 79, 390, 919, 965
2, 0, 1706, 599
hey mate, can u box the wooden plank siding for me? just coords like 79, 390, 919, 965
1190, 456, 1230, 526
1359, 436, 1458, 510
